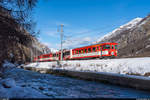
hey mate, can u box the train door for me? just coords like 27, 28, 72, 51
112, 44, 118, 56
99, 45, 103, 58
63, 51, 70, 60
58, 52, 61, 60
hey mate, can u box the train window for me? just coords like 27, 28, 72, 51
97, 47, 99, 51
103, 45, 110, 49
53, 54, 56, 57
88, 48, 91, 52
79, 50, 81, 54
43, 55, 49, 57
76, 50, 78, 54
85, 49, 87, 53
115, 45, 117, 49
93, 47, 96, 52
81, 50, 83, 53
100, 46, 102, 50
112, 45, 114, 49
64, 51, 70, 56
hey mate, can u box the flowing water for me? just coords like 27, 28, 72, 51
4, 68, 150, 98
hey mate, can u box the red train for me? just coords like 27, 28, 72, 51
33, 42, 118, 62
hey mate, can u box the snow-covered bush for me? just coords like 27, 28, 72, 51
3, 60, 16, 68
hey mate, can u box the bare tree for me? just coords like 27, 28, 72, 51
0, 0, 38, 36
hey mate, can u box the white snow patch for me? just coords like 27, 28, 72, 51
50, 48, 59, 53
9, 53, 14, 58
146, 45, 150, 48
3, 60, 16, 68
25, 57, 150, 76
0, 82, 47, 98
138, 16, 150, 27
26, 62, 58, 69
0, 78, 16, 88
0, 61, 48, 98
120, 17, 142, 29
0, 70, 48, 98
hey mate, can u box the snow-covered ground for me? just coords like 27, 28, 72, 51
25, 57, 150, 76
0, 61, 48, 98
1, 61, 150, 98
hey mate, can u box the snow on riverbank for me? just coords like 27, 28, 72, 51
25, 57, 150, 76
0, 61, 48, 98
2, 61, 150, 98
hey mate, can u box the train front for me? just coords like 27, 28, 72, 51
101, 43, 118, 58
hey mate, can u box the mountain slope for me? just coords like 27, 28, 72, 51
0, 7, 50, 65
95, 17, 142, 43
95, 15, 150, 58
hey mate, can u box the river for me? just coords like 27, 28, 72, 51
3, 68, 150, 98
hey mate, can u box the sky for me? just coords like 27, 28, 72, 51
33, 0, 150, 50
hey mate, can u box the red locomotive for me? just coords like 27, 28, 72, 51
33, 42, 118, 62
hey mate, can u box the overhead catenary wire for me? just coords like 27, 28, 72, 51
63, 23, 120, 41
63, 18, 128, 39
59, 18, 128, 49
60, 24, 64, 61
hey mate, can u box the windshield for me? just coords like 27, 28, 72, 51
103, 45, 110, 49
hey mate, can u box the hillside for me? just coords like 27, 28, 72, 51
95, 15, 150, 58
0, 7, 50, 66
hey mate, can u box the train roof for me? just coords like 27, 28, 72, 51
72, 42, 118, 50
